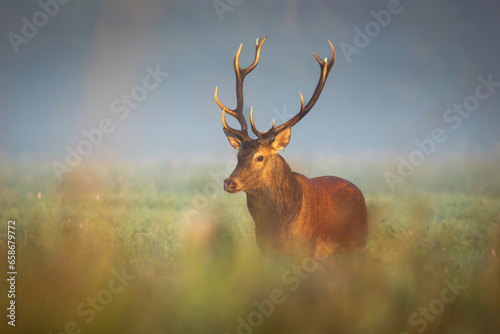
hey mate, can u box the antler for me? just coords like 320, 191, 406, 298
251, 40, 336, 142
215, 36, 268, 141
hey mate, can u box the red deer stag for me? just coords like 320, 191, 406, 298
214, 36, 367, 273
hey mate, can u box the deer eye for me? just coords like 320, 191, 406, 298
255, 155, 264, 162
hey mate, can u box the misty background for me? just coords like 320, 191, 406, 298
1, 0, 499, 167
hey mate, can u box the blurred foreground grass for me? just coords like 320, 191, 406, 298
1, 154, 500, 334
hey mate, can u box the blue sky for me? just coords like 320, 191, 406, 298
1, 0, 499, 163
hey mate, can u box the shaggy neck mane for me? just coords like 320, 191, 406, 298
246, 155, 302, 228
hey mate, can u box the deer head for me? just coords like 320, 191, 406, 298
215, 36, 335, 194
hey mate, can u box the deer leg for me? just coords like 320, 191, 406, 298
313, 238, 342, 278
356, 248, 366, 274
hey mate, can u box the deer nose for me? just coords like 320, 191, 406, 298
224, 178, 239, 193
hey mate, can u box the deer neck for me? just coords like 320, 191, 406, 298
246, 155, 303, 228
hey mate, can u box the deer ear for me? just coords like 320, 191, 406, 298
223, 128, 243, 150
271, 127, 291, 152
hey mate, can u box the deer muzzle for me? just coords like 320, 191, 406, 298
224, 177, 241, 193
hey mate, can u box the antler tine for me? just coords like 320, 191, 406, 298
249, 106, 259, 136
237, 36, 267, 76
272, 40, 336, 135
250, 106, 276, 141
215, 36, 268, 141
215, 86, 249, 140
232, 35, 268, 128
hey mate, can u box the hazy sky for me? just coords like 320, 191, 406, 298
1, 0, 499, 163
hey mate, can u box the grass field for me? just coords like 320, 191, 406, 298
1, 153, 500, 334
